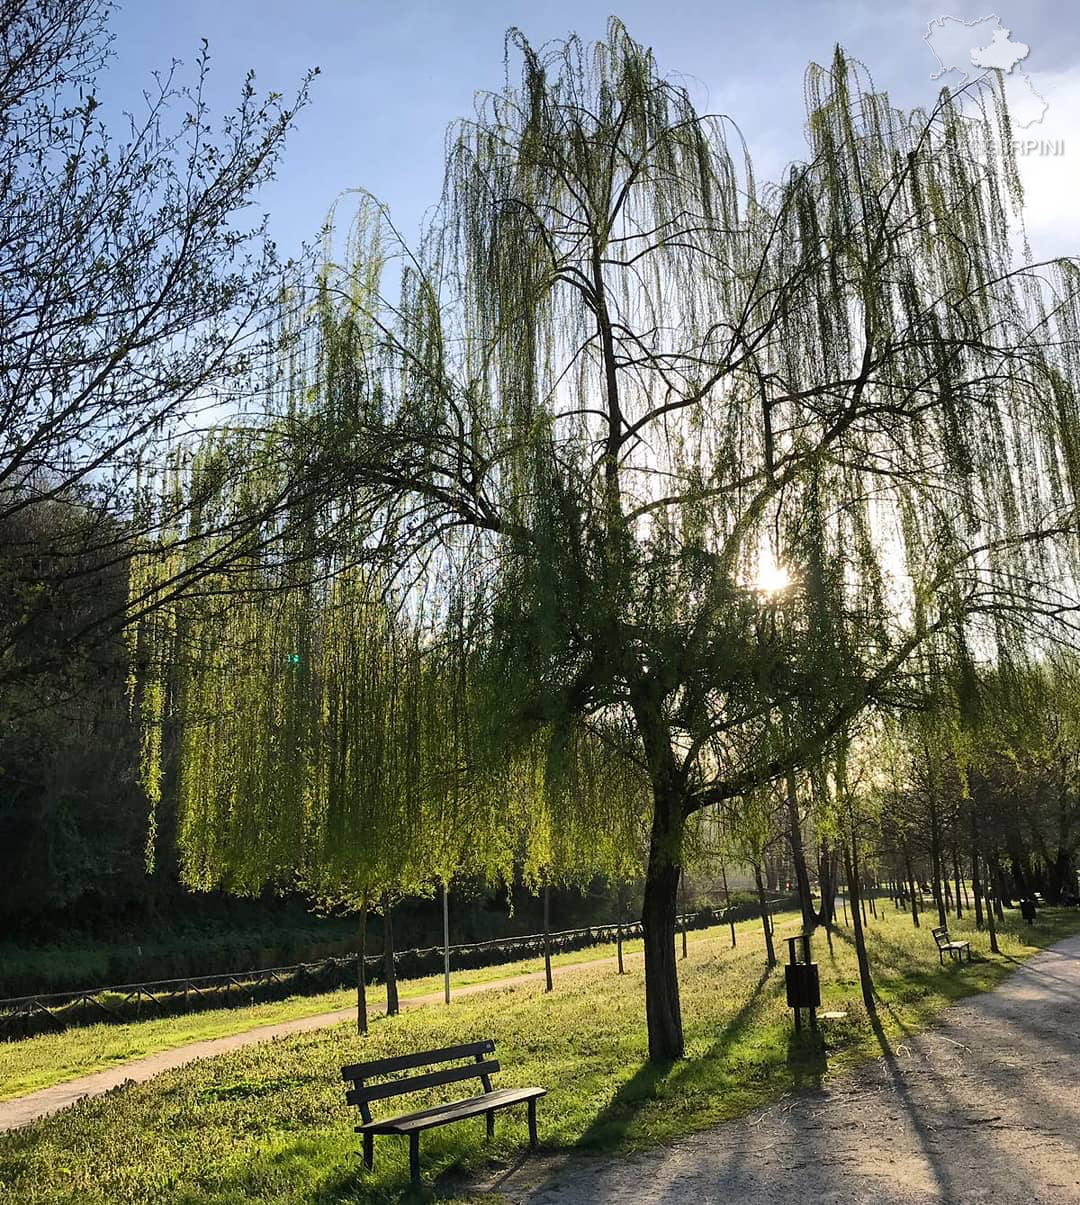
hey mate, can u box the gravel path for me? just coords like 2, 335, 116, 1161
484, 934, 1080, 1205
0, 954, 629, 1133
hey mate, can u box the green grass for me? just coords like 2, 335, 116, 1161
1, 928, 661, 1100
1, 905, 1076, 1204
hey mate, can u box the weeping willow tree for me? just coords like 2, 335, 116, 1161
132, 21, 1080, 1061
128, 416, 648, 1023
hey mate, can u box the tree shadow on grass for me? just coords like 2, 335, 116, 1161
786, 1027, 827, 1092
826, 921, 989, 1008
575, 967, 775, 1152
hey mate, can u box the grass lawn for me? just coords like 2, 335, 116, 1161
1, 930, 666, 1101
1, 905, 1077, 1204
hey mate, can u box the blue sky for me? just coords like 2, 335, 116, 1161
102, 1, 1080, 262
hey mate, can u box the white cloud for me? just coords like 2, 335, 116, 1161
1011, 64, 1080, 261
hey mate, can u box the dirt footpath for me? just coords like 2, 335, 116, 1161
485, 934, 1080, 1205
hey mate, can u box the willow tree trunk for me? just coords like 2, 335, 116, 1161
382, 892, 399, 1016
641, 791, 684, 1061
356, 904, 368, 1035
844, 839, 875, 1012
786, 772, 816, 930
753, 861, 776, 969
952, 846, 964, 918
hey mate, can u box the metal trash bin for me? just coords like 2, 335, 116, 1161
785, 934, 820, 1031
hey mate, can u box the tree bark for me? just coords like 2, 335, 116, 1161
929, 796, 948, 928
816, 838, 837, 926
1048, 847, 1076, 903
971, 851, 984, 929
905, 850, 920, 928
983, 853, 1000, 953
970, 801, 984, 930
356, 903, 368, 1035
641, 792, 684, 1061
753, 860, 776, 968
786, 771, 817, 930
952, 845, 964, 918
844, 838, 875, 1012
991, 852, 1007, 919
381, 891, 399, 1016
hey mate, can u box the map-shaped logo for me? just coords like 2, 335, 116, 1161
924, 15, 1047, 127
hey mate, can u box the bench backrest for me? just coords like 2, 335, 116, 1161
341, 1039, 498, 1123
931, 926, 950, 948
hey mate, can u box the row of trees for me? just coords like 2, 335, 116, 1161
4, 7, 1080, 1061
724, 655, 1080, 1006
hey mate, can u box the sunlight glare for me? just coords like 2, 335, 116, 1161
756, 562, 791, 595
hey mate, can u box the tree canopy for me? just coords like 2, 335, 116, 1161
132, 21, 1080, 1060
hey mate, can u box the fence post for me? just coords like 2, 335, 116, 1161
543, 880, 553, 992
442, 881, 451, 1006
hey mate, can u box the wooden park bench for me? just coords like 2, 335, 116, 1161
341, 1039, 546, 1185
931, 925, 971, 965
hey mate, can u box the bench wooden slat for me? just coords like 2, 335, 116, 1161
342, 1039, 494, 1082
356, 1086, 547, 1134
347, 1059, 500, 1104
932, 927, 968, 946
931, 925, 971, 964
342, 1037, 544, 1185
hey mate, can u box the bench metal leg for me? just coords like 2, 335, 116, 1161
409, 1133, 420, 1184
363, 1132, 373, 1171
486, 1109, 495, 1139
528, 1097, 538, 1148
